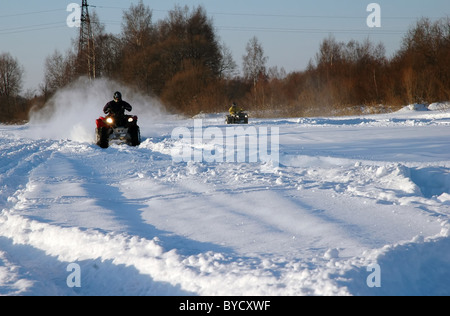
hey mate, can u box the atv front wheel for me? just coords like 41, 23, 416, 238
129, 126, 141, 147
96, 127, 110, 149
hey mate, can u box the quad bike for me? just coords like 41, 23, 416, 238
95, 114, 141, 148
226, 112, 249, 124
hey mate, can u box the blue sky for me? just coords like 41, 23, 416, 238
1, 0, 449, 92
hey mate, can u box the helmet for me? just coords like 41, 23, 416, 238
114, 91, 122, 102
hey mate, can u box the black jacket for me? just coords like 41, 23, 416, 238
103, 100, 132, 116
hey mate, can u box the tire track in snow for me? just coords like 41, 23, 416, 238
0, 208, 347, 296
1, 143, 327, 295
0, 137, 56, 209
2, 110, 450, 295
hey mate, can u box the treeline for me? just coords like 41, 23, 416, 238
42, 3, 450, 117
283, 17, 450, 116
42, 1, 450, 116
1, 1, 450, 122
0, 52, 37, 123
43, 2, 237, 116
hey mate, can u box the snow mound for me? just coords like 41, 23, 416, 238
398, 102, 450, 112
341, 228, 450, 296
0, 211, 348, 296
399, 104, 429, 112
429, 102, 450, 111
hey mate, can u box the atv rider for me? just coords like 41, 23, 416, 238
229, 102, 244, 116
103, 91, 132, 125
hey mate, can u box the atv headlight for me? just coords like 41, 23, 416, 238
128, 117, 134, 123
106, 117, 114, 124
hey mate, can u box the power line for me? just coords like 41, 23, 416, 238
0, 22, 63, 32
216, 26, 406, 35
0, 9, 65, 19
0, 5, 443, 21
211, 13, 422, 20
91, 5, 437, 21
0, 22, 67, 35
0, 4, 435, 37
0, 21, 406, 37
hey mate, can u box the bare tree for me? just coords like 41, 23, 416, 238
398, 17, 450, 102
268, 66, 287, 81
0, 52, 23, 97
315, 35, 343, 82
242, 36, 268, 87
44, 50, 76, 94
218, 42, 238, 79
122, 0, 154, 49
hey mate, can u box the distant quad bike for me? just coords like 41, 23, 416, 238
226, 112, 249, 125
96, 114, 141, 149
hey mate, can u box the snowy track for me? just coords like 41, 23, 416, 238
1, 108, 450, 296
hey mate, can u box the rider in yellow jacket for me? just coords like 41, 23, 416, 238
229, 102, 244, 115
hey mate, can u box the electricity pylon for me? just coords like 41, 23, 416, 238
78, 0, 96, 79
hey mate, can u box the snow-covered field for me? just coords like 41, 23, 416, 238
1, 83, 450, 296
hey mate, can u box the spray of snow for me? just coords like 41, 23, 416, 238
27, 77, 167, 143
